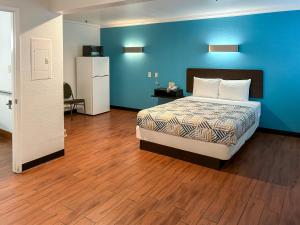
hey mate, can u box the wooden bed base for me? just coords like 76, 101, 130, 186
140, 140, 227, 169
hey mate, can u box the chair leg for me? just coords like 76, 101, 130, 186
70, 104, 72, 120
84, 101, 86, 115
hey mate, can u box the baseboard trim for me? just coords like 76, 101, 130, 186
111, 105, 141, 112
22, 149, 65, 171
258, 127, 300, 138
0, 129, 12, 139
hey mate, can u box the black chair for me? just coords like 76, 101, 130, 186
64, 82, 86, 119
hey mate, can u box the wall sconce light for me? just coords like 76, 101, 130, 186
123, 47, 144, 53
208, 45, 239, 52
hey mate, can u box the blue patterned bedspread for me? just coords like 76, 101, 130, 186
137, 98, 256, 146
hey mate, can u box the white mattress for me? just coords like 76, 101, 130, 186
137, 96, 261, 160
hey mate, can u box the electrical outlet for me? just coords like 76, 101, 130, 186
8, 65, 12, 74
154, 72, 159, 78
148, 72, 152, 78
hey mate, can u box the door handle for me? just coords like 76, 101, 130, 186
6, 100, 12, 110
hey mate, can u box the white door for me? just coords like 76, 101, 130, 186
92, 57, 109, 77
92, 76, 110, 115
0, 8, 21, 173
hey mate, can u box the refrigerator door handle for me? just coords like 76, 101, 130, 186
93, 75, 109, 78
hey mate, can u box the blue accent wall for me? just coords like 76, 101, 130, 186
101, 10, 300, 133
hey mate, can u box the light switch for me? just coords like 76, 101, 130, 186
148, 72, 152, 78
154, 72, 159, 78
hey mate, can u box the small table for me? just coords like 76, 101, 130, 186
151, 95, 184, 99
151, 88, 184, 100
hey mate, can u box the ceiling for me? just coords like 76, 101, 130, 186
63, 0, 300, 27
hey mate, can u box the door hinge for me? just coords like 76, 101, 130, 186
14, 99, 18, 104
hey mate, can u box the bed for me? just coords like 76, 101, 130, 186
136, 68, 263, 169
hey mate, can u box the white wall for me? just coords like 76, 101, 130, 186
63, 20, 100, 97
0, 11, 12, 92
0, 11, 13, 132
0, 0, 64, 170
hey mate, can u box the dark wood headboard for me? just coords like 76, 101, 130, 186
187, 68, 263, 98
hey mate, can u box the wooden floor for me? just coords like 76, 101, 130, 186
0, 109, 299, 225
0, 135, 12, 178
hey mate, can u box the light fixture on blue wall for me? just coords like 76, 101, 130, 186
208, 44, 239, 52
123, 47, 144, 53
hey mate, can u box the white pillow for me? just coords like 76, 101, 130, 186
193, 78, 221, 98
219, 79, 251, 101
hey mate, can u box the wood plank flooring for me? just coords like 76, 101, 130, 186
0, 109, 299, 225
0, 135, 12, 178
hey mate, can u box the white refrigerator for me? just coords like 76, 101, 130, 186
76, 57, 110, 115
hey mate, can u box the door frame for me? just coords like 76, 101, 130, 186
0, 5, 21, 173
